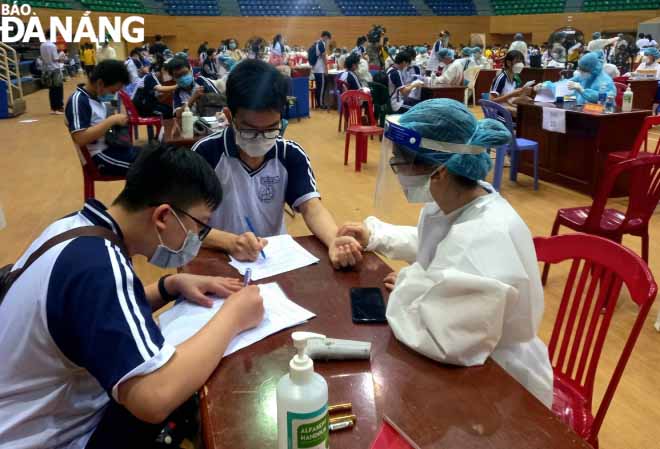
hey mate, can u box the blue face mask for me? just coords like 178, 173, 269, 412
98, 93, 115, 102
176, 73, 194, 89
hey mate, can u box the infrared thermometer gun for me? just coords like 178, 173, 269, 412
304, 338, 372, 361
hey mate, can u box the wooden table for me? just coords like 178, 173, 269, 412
474, 69, 499, 100
421, 85, 466, 102
519, 67, 563, 86
516, 102, 651, 196
184, 236, 591, 449
625, 79, 658, 111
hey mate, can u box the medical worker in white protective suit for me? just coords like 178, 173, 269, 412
338, 99, 554, 408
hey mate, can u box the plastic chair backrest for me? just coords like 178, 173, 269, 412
479, 99, 515, 146
628, 114, 660, 157
118, 89, 139, 120
335, 78, 348, 93
585, 155, 660, 233
368, 81, 389, 109
340, 90, 377, 127
534, 233, 657, 439
465, 66, 480, 88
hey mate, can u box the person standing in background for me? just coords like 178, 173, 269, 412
81, 43, 96, 77
150, 35, 169, 57
40, 30, 66, 115
96, 41, 117, 64
269, 34, 286, 66
312, 31, 332, 110
508, 33, 529, 65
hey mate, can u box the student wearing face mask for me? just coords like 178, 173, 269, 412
489, 50, 532, 106
387, 52, 425, 113
166, 56, 220, 119
0, 144, 265, 449
192, 60, 362, 269
337, 99, 553, 409
200, 48, 219, 79
65, 60, 139, 176
124, 47, 149, 98
628, 47, 660, 79
225, 38, 245, 62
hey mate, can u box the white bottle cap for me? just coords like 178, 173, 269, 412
290, 332, 325, 382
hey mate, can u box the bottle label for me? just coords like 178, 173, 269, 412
287, 404, 329, 449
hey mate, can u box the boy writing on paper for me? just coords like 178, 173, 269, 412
192, 59, 362, 269
0, 145, 264, 448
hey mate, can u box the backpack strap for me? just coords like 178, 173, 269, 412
0, 226, 128, 305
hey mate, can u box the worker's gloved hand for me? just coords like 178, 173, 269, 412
567, 81, 584, 93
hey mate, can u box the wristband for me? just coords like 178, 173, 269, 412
158, 275, 177, 302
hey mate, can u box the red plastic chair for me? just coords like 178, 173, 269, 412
542, 155, 660, 285
613, 82, 628, 109
75, 145, 125, 200
607, 115, 660, 164
118, 90, 162, 144
341, 90, 383, 172
534, 233, 657, 448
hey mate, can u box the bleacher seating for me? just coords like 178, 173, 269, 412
582, 0, 660, 11
80, 0, 149, 13
492, 0, 565, 14
165, 0, 220, 15
238, 0, 325, 16
336, 0, 418, 15
425, 0, 476, 15
16, 0, 73, 9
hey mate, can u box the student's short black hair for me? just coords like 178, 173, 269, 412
394, 52, 411, 65
155, 34, 162, 41
504, 50, 524, 68
89, 60, 130, 86
356, 36, 367, 46
639, 33, 645, 38
226, 59, 288, 115
205, 47, 216, 56
321, 31, 332, 39
164, 56, 190, 75
113, 144, 223, 212
130, 48, 141, 57
344, 53, 360, 71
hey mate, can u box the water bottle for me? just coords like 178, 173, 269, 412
605, 94, 615, 113
598, 83, 607, 105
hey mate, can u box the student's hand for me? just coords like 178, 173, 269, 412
223, 285, 265, 333
329, 236, 363, 269
383, 271, 398, 292
191, 85, 205, 101
110, 113, 128, 127
167, 274, 243, 307
337, 222, 371, 248
230, 232, 268, 262
520, 86, 533, 97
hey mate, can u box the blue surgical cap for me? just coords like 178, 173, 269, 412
644, 47, 660, 60
593, 32, 601, 40
437, 48, 454, 60
514, 33, 524, 41
578, 52, 603, 74
397, 99, 512, 180
462, 47, 474, 57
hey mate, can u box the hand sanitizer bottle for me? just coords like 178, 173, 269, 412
622, 86, 634, 113
277, 332, 329, 449
182, 104, 194, 139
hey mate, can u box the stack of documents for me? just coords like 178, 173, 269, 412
535, 79, 574, 103
229, 234, 320, 280
159, 283, 316, 355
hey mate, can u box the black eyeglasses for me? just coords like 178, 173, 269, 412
151, 203, 212, 241
234, 126, 282, 140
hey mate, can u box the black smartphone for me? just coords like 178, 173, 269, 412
350, 288, 387, 324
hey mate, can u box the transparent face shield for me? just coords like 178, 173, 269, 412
374, 116, 486, 214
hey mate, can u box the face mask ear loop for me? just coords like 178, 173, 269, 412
164, 208, 190, 252
466, 124, 480, 146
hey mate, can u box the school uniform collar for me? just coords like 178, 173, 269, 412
76, 84, 103, 103
79, 199, 124, 240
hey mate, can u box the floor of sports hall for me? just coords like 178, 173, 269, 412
1, 75, 659, 449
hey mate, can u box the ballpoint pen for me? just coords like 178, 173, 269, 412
244, 216, 266, 260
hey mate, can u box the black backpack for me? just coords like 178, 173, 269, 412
0, 226, 128, 306
307, 41, 319, 66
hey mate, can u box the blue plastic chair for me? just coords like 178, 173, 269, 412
479, 100, 539, 191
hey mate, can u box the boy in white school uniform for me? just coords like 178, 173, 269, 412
0, 144, 264, 449
192, 59, 362, 269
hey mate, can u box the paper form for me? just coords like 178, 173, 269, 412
158, 283, 316, 354
229, 234, 320, 280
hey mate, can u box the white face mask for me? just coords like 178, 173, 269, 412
512, 62, 524, 74
234, 128, 276, 158
397, 174, 434, 203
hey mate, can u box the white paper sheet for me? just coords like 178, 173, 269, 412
534, 87, 556, 103
158, 283, 316, 354
229, 234, 320, 281
554, 80, 573, 98
534, 80, 574, 103
542, 107, 567, 134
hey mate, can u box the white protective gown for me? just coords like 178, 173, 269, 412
437, 58, 473, 86
364, 185, 554, 408
634, 61, 660, 79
